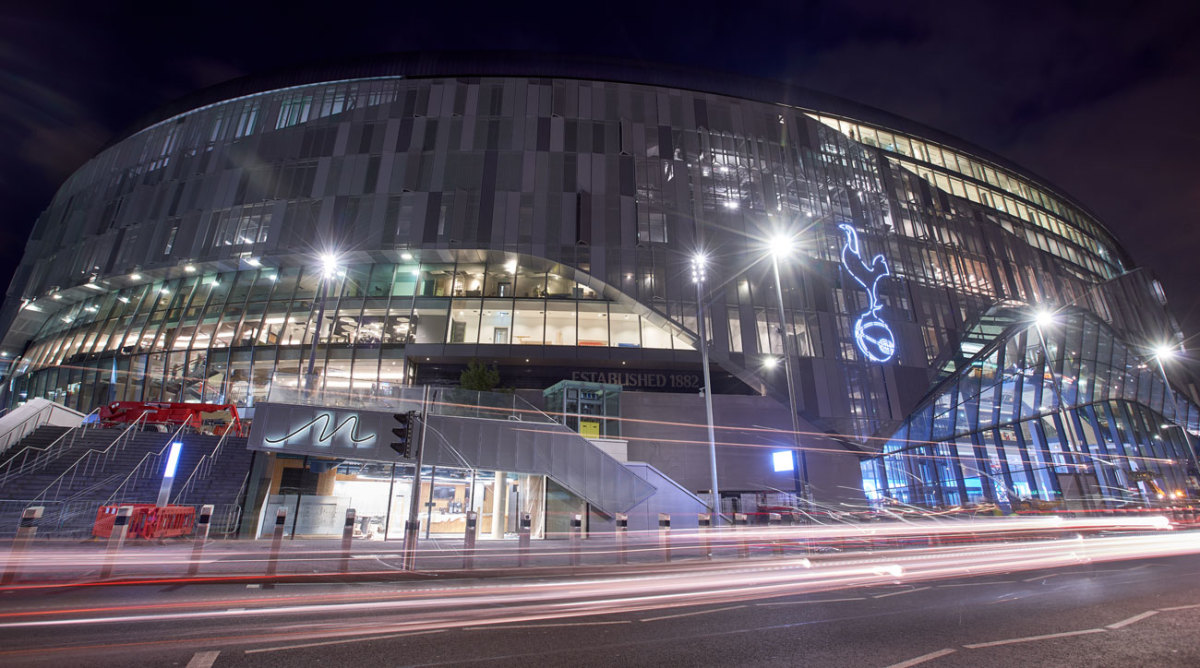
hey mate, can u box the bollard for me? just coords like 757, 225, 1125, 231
100, 505, 134, 579
768, 512, 785, 556
698, 513, 713, 560
264, 507, 287, 586
340, 508, 356, 573
187, 504, 214, 577
734, 513, 749, 558
462, 511, 478, 570
517, 513, 532, 567
2, 506, 43, 585
659, 513, 672, 562
615, 513, 628, 565
402, 519, 421, 571
569, 514, 583, 566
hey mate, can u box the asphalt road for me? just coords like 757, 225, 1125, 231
3, 536, 1200, 667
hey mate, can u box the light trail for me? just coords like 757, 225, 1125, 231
2, 527, 1200, 660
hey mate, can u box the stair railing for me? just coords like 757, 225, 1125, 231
0, 407, 100, 486
0, 401, 68, 452
34, 413, 148, 503
172, 428, 232, 505
105, 419, 194, 505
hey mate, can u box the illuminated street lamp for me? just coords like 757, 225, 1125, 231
691, 252, 721, 525
1033, 307, 1056, 330
305, 252, 343, 391
767, 232, 808, 505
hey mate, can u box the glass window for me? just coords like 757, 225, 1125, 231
641, 316, 673, 349
413, 302, 450, 344
418, 264, 455, 297
479, 299, 514, 344
545, 271, 575, 299
609, 305, 640, 348
545, 301, 576, 346
512, 300, 544, 345
454, 264, 486, 297
392, 263, 419, 297
485, 258, 518, 297
448, 299, 481, 344
357, 300, 389, 345
577, 303, 608, 347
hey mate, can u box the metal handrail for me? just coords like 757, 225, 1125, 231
172, 428, 232, 504
65, 473, 124, 502
0, 403, 58, 449
0, 402, 91, 451
0, 407, 100, 486
34, 413, 149, 503
105, 420, 194, 504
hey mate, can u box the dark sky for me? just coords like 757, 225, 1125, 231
1, 1, 1198, 368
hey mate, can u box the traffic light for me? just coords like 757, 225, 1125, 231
390, 411, 416, 458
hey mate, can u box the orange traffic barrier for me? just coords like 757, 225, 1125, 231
92, 504, 196, 539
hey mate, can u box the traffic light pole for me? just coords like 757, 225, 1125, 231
401, 386, 429, 571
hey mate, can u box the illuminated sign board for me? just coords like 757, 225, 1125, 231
263, 413, 377, 447
839, 224, 896, 363
772, 450, 795, 472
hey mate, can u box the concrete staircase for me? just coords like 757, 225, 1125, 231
0, 426, 253, 537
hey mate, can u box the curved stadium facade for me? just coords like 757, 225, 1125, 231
2, 53, 1197, 521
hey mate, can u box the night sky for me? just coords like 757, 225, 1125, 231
1, 2, 1197, 370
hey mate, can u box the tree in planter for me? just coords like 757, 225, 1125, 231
459, 359, 500, 392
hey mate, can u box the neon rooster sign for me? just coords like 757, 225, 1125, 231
839, 223, 897, 362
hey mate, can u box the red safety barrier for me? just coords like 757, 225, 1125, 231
92, 504, 196, 539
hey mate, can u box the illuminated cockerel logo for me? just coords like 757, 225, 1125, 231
839, 223, 896, 362
265, 413, 377, 447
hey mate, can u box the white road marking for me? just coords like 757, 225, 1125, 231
225, 608, 245, 613
246, 584, 261, 589
185, 650, 220, 668
1159, 602, 1200, 612
641, 605, 747, 622
756, 597, 866, 606
963, 628, 1106, 649
245, 629, 445, 654
872, 586, 931, 599
464, 621, 631, 631
883, 648, 956, 668
1021, 568, 1121, 582
936, 581, 1013, 588
1106, 610, 1159, 629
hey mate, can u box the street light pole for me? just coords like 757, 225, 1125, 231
769, 243, 808, 505
304, 254, 340, 392
692, 254, 721, 525
1154, 346, 1200, 497
1031, 310, 1092, 512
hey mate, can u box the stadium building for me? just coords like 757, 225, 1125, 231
1, 53, 1196, 536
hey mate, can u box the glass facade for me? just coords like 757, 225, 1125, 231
8, 255, 693, 409
863, 307, 1200, 510
0, 58, 1193, 505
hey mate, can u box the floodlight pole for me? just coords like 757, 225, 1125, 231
305, 274, 330, 391
692, 257, 721, 526
1155, 353, 1200, 496
1032, 319, 1092, 512
771, 254, 808, 504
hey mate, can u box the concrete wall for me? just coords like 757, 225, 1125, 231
519, 387, 866, 506
618, 391, 866, 506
